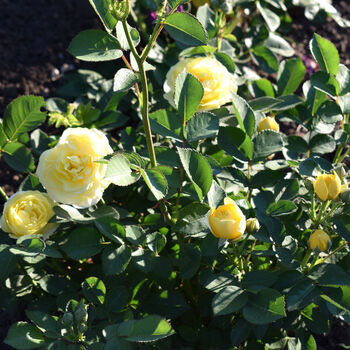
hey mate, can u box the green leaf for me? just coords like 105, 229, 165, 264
231, 319, 252, 347
321, 286, 350, 314
286, 279, 320, 311
172, 202, 210, 234
265, 32, 294, 57
102, 244, 132, 275
185, 112, 219, 142
310, 33, 339, 76
252, 45, 278, 73
309, 134, 336, 154
270, 95, 303, 111
115, 21, 140, 51
277, 58, 306, 96
242, 271, 278, 292
336, 64, 350, 96
266, 200, 298, 217
95, 217, 126, 245
149, 109, 183, 141
177, 148, 212, 201
5, 322, 45, 349
310, 71, 340, 98
25, 310, 61, 335
257, 1, 280, 31
113, 68, 139, 92
3, 142, 34, 172
164, 12, 208, 47
243, 288, 286, 325
179, 244, 201, 279
82, 277, 106, 305
218, 126, 253, 162
334, 215, 350, 242
105, 154, 140, 186
3, 95, 46, 141
253, 130, 284, 159
89, 0, 117, 32
0, 245, 17, 282
147, 232, 166, 254
140, 168, 168, 201
68, 29, 122, 62
62, 227, 103, 260
317, 100, 343, 124
125, 225, 146, 246
174, 71, 204, 122
308, 263, 350, 287
249, 96, 282, 112
214, 52, 235, 73
231, 94, 256, 137
252, 79, 275, 98
120, 315, 175, 342
212, 286, 248, 316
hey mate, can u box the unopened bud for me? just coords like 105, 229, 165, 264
110, 0, 130, 21
308, 229, 331, 252
333, 164, 348, 182
246, 218, 260, 234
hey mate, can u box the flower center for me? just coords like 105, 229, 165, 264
59, 155, 93, 181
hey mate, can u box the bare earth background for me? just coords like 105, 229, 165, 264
1, 0, 350, 348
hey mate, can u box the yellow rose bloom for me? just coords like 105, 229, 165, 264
0, 191, 56, 239
308, 229, 331, 252
258, 116, 279, 132
192, 0, 210, 7
207, 197, 246, 240
164, 56, 237, 111
314, 173, 341, 201
36, 128, 113, 209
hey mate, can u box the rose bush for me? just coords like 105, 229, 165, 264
36, 127, 113, 208
1, 0, 350, 349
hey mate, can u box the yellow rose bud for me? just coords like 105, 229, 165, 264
258, 116, 279, 132
246, 218, 260, 234
0, 191, 57, 239
36, 128, 113, 209
164, 56, 237, 111
192, 0, 210, 7
207, 197, 246, 240
308, 229, 331, 252
313, 173, 341, 201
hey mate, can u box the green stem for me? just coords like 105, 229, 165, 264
320, 242, 348, 263
333, 145, 344, 163
310, 193, 316, 221
0, 186, 8, 201
314, 200, 331, 228
323, 202, 342, 222
121, 20, 157, 168
301, 248, 312, 269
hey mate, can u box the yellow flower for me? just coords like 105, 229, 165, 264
308, 229, 331, 252
164, 56, 237, 111
36, 128, 113, 209
192, 0, 210, 7
258, 116, 279, 132
314, 173, 341, 201
208, 197, 246, 240
0, 191, 57, 239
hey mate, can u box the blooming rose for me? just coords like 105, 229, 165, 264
258, 116, 279, 132
0, 191, 56, 238
308, 229, 331, 252
36, 128, 113, 208
164, 56, 237, 111
313, 173, 341, 201
207, 197, 246, 240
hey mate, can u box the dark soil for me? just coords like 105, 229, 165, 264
1, 0, 350, 349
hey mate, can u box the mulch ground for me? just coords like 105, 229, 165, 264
1, 0, 350, 349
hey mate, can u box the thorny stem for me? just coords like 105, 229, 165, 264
314, 200, 331, 228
